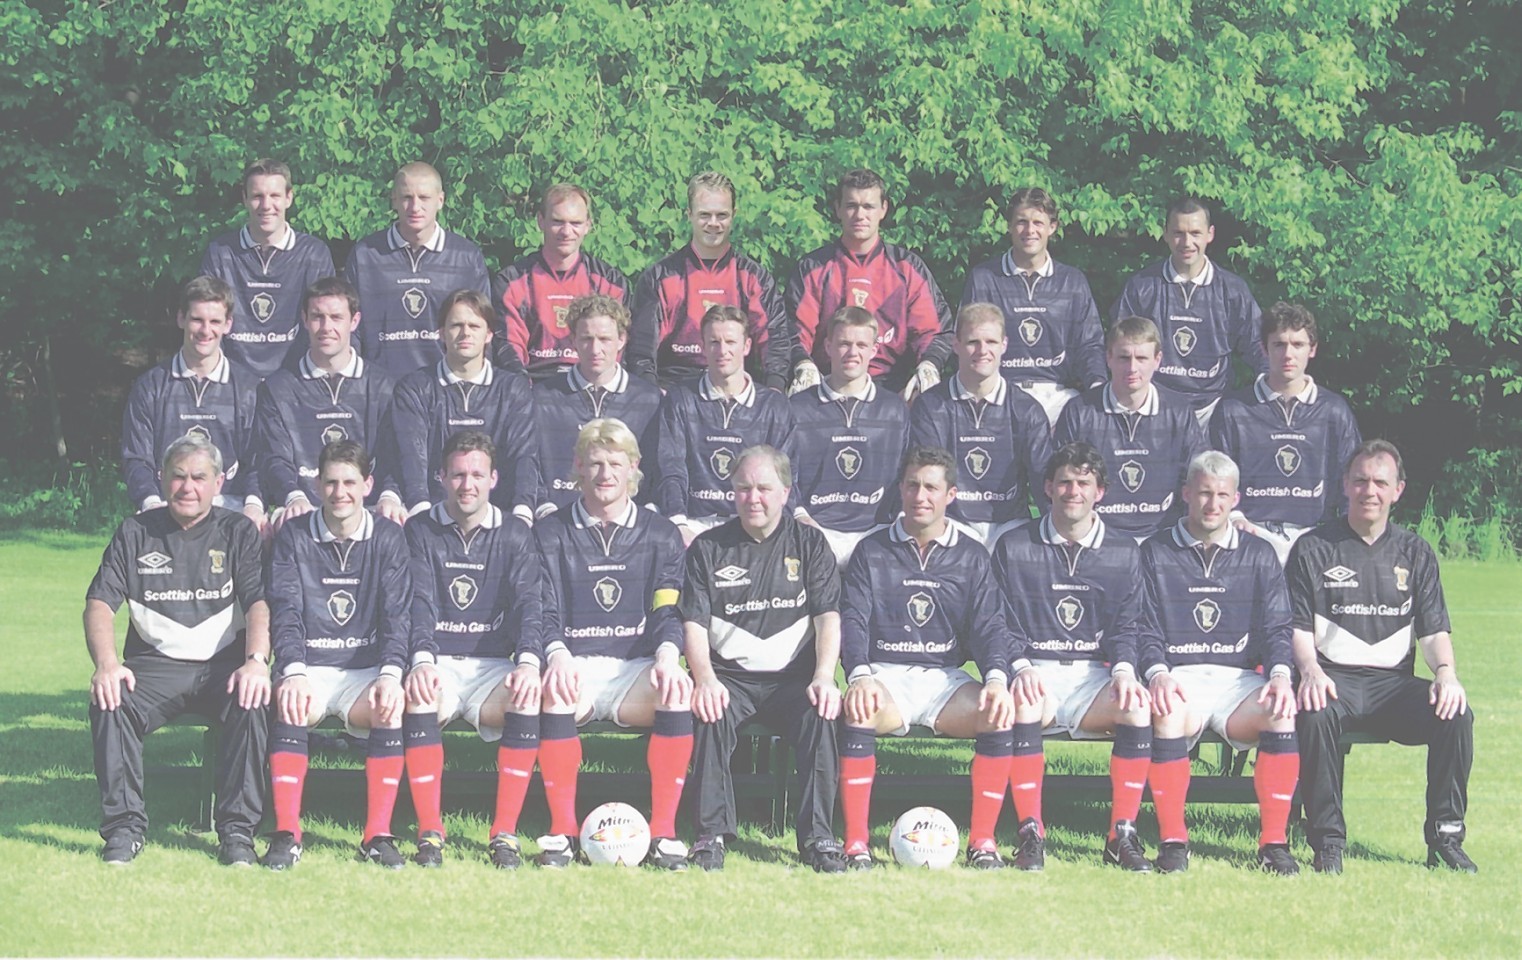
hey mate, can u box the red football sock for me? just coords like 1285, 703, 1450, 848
840, 726, 877, 853
491, 712, 539, 838
1109, 724, 1152, 837
364, 727, 406, 843
1008, 722, 1045, 833
647, 711, 694, 839
1150, 737, 1192, 843
538, 713, 582, 837
269, 722, 308, 842
1255, 732, 1300, 846
404, 712, 446, 838
969, 731, 1014, 849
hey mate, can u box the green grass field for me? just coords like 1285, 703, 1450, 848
2, 530, 1518, 957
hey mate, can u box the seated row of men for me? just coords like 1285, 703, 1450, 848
85, 425, 1476, 876
125, 271, 1359, 570
205, 160, 1264, 417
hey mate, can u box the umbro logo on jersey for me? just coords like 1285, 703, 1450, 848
594, 576, 622, 612
836, 446, 862, 480
1019, 316, 1042, 347
1055, 595, 1084, 631
137, 551, 174, 575
1275, 445, 1301, 477
1233, 634, 1249, 653
321, 424, 348, 446
250, 292, 276, 324
402, 287, 427, 319
1173, 326, 1197, 357
710, 447, 736, 480
328, 589, 356, 625
907, 591, 935, 627
449, 575, 478, 611
1193, 598, 1221, 633
1322, 565, 1359, 588
965, 446, 991, 481
1119, 460, 1145, 493
714, 565, 751, 587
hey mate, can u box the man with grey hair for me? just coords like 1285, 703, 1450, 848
85, 434, 271, 866
681, 445, 847, 872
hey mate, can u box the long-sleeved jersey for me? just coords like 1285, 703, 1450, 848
253, 353, 397, 508
531, 365, 662, 511
491, 250, 629, 380
387, 360, 539, 517
1054, 384, 1207, 539
121, 353, 260, 509
1210, 376, 1361, 528
841, 520, 1010, 683
199, 225, 335, 379
1138, 521, 1292, 677
959, 251, 1106, 389
629, 245, 790, 390
405, 504, 543, 664
653, 375, 795, 520
909, 376, 1052, 526
789, 380, 908, 532
535, 499, 686, 661
86, 507, 264, 662
270, 509, 410, 677
788, 240, 952, 391
344, 224, 491, 377
1110, 258, 1268, 408
992, 515, 1152, 670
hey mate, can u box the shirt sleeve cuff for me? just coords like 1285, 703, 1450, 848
669, 514, 689, 526
1011, 658, 1034, 675
408, 501, 431, 518
846, 666, 873, 684
284, 491, 311, 509
983, 670, 1008, 689
534, 502, 560, 520
379, 665, 403, 681
411, 651, 436, 667
280, 661, 307, 679
377, 490, 402, 506
793, 506, 810, 520
1144, 664, 1170, 682
544, 641, 569, 661
655, 641, 681, 661
1269, 664, 1292, 681
515, 652, 541, 670
140, 496, 166, 512
512, 505, 534, 525
243, 495, 264, 513
1110, 662, 1136, 680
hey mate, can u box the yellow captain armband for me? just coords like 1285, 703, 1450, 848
652, 589, 680, 610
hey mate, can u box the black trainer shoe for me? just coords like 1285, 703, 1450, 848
262, 831, 302, 871
359, 835, 406, 869
101, 832, 144, 866
687, 835, 726, 872
217, 833, 258, 867
965, 845, 1006, 870
534, 834, 576, 868
643, 836, 689, 871
413, 831, 444, 868
1427, 831, 1478, 874
1012, 818, 1045, 872
846, 849, 876, 871
1258, 843, 1300, 876
1103, 820, 1153, 872
1154, 840, 1190, 874
487, 834, 523, 870
1312, 843, 1343, 875
800, 837, 849, 873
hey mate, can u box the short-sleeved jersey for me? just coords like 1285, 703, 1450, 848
788, 380, 908, 532
531, 366, 662, 511
1210, 376, 1362, 528
681, 515, 841, 676
491, 250, 629, 380
653, 375, 796, 520
909, 376, 1052, 526
344, 224, 492, 377
842, 520, 1010, 682
1110, 258, 1268, 408
535, 500, 687, 661
1138, 521, 1292, 676
404, 504, 543, 664
386, 360, 539, 516
629, 246, 790, 391
959, 251, 1106, 389
1054, 383, 1207, 539
86, 507, 264, 662
200, 226, 336, 379
269, 509, 410, 676
992, 515, 1151, 670
1287, 520, 1449, 674
788, 240, 953, 392
253, 353, 397, 507
121, 353, 260, 509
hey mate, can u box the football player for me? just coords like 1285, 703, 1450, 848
1054, 316, 1207, 543
264, 441, 412, 869
345, 162, 491, 376
788, 169, 953, 399
1138, 451, 1300, 874
838, 447, 1015, 869
958, 188, 1105, 425
788, 306, 910, 566
493, 183, 629, 380
532, 419, 694, 869
629, 172, 790, 390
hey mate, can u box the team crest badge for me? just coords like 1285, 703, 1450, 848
250, 292, 276, 324
327, 590, 356, 626
1393, 565, 1409, 592
836, 446, 862, 480
1019, 317, 1043, 347
1173, 326, 1197, 357
554, 305, 570, 330
594, 576, 622, 612
1193, 598, 1220, 633
185, 424, 212, 442
1055, 595, 1084, 631
402, 287, 427, 319
321, 424, 348, 446
965, 447, 991, 481
207, 549, 226, 575
852, 287, 869, 308
907, 591, 935, 627
1275, 445, 1301, 477
1119, 460, 1144, 493
784, 557, 801, 582
450, 575, 478, 611
710, 447, 735, 480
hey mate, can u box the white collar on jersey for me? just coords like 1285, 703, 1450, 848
300, 351, 364, 380
699, 372, 756, 407
1000, 249, 1055, 278
172, 351, 231, 383
567, 364, 629, 394
572, 498, 638, 530
386, 223, 446, 253
889, 516, 959, 547
818, 377, 877, 402
312, 507, 375, 542
1171, 517, 1240, 551
430, 502, 503, 529
951, 372, 1008, 404
1040, 512, 1107, 549
1165, 257, 1216, 287
1103, 382, 1160, 416
239, 224, 296, 251
1253, 373, 1320, 405
437, 359, 494, 387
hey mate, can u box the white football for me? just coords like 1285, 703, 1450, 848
579, 802, 651, 866
889, 806, 960, 869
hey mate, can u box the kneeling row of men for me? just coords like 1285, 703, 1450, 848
85, 423, 1475, 875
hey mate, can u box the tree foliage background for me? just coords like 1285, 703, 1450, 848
2, 0, 1518, 525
